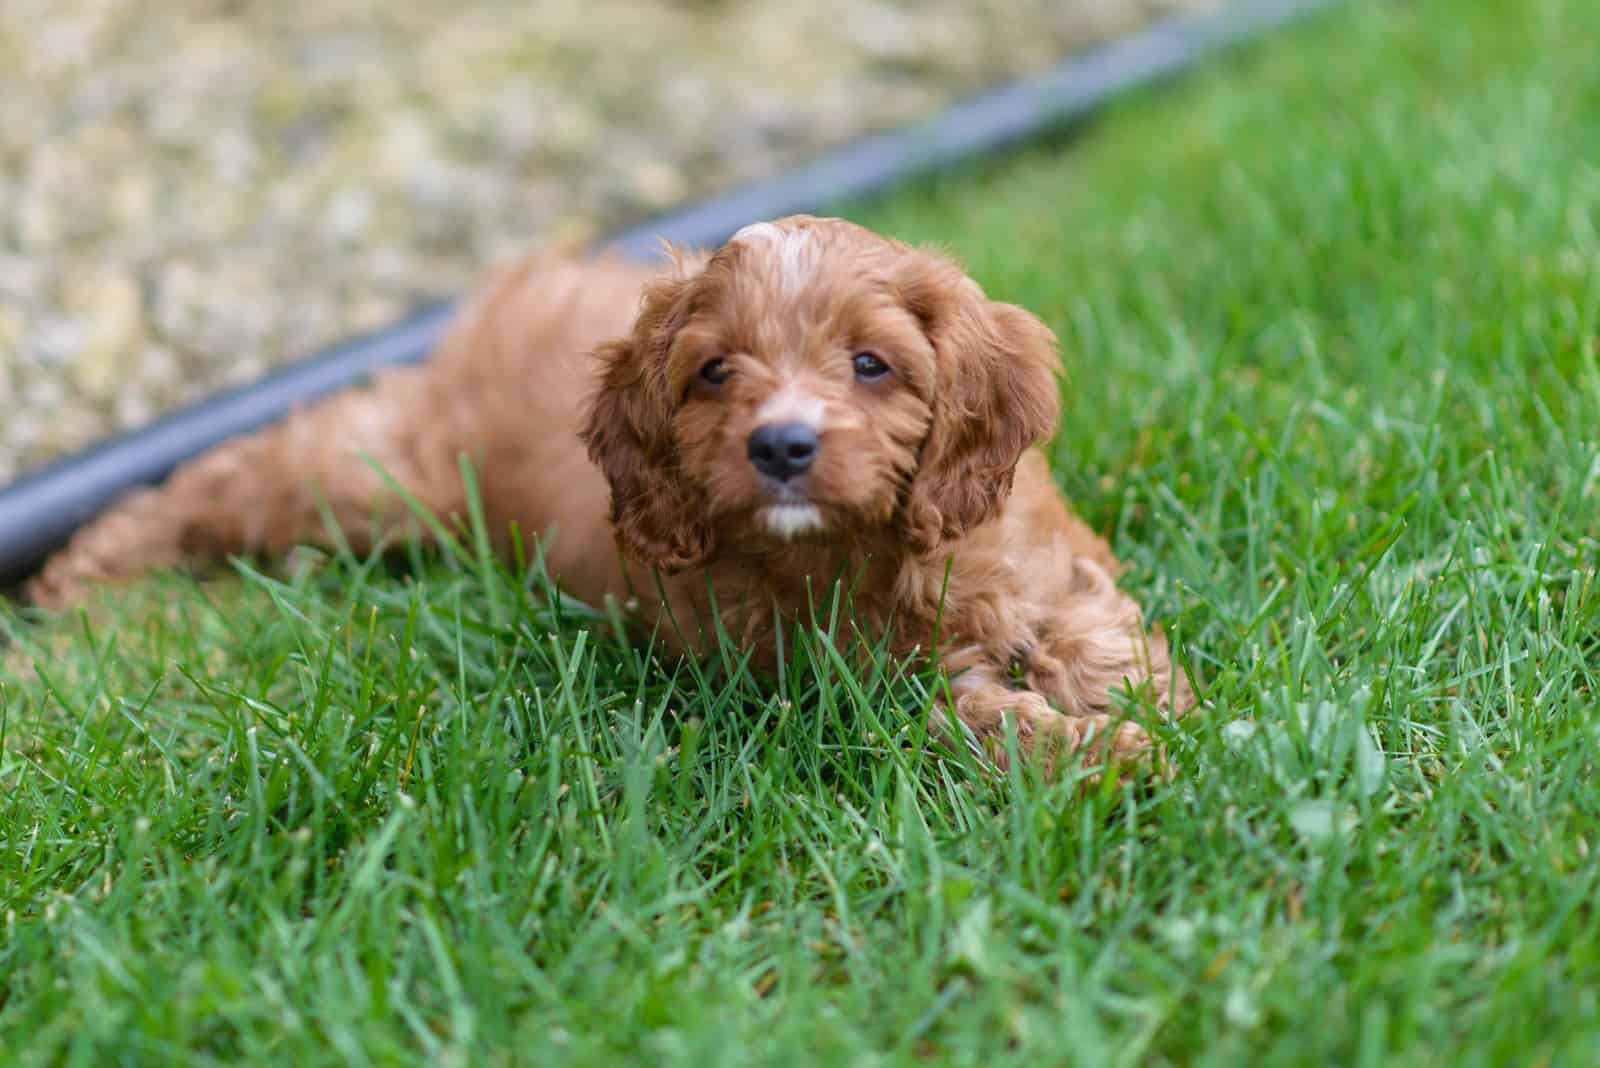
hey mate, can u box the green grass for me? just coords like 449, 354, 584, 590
4, 0, 1600, 1062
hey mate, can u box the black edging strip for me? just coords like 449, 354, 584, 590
0, 0, 1335, 586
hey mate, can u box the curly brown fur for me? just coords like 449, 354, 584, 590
31, 216, 1193, 769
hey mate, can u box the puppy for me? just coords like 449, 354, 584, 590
30, 216, 1191, 766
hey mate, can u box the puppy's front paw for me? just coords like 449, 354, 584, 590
950, 686, 1151, 776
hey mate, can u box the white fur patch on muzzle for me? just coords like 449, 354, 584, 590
760, 502, 824, 539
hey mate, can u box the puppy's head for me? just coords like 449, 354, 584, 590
583, 215, 1060, 570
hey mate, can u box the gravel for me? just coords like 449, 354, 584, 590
0, 0, 1219, 483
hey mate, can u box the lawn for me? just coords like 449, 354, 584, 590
3, 0, 1599, 1063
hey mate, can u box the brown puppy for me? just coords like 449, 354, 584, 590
31, 216, 1191, 766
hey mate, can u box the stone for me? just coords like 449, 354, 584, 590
63, 269, 146, 401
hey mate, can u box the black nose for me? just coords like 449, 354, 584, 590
747, 422, 818, 481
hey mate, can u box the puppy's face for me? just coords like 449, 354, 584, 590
668, 220, 939, 543
584, 216, 1061, 571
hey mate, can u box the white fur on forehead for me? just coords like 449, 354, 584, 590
755, 384, 827, 429
730, 222, 815, 293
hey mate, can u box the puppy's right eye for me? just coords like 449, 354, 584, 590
698, 358, 730, 385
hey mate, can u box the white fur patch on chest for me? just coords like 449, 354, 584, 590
731, 222, 814, 294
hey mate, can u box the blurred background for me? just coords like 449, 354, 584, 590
0, 0, 1218, 484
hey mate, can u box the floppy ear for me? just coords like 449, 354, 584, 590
582, 268, 716, 571
897, 258, 1062, 555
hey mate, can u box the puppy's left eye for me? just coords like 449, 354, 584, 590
852, 352, 890, 381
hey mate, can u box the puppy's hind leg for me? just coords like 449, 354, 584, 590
27, 364, 470, 610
